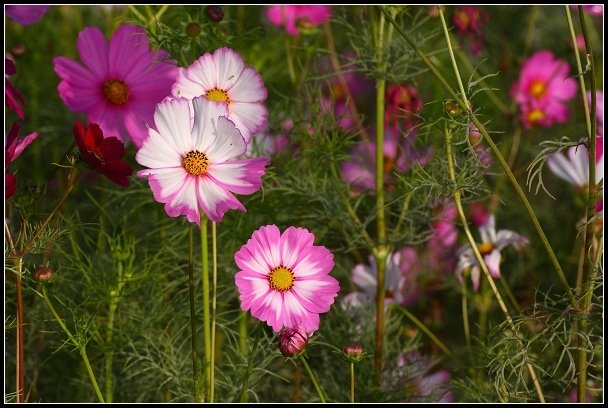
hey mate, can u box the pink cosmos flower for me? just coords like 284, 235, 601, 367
385, 83, 423, 134
234, 225, 339, 333
455, 215, 529, 291
6, 123, 39, 198
53, 24, 177, 148
5, 5, 50, 26
428, 201, 458, 272
5, 57, 26, 120
452, 6, 489, 55
278, 326, 309, 357
511, 50, 577, 128
136, 96, 268, 224
267, 5, 332, 36
172, 47, 268, 144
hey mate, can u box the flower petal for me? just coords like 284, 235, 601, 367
153, 97, 194, 154
291, 244, 334, 277
203, 115, 248, 162
484, 250, 502, 278
207, 158, 268, 195
213, 47, 245, 91
76, 27, 109, 80
228, 67, 267, 103
196, 176, 245, 222
228, 102, 269, 143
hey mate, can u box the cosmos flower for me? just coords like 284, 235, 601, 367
5, 123, 39, 198
5, 5, 50, 26
136, 96, 268, 224
510, 50, 577, 128
73, 120, 132, 186
385, 83, 423, 134
452, 6, 489, 55
54, 24, 177, 147
266, 5, 332, 36
5, 58, 26, 119
234, 225, 339, 333
546, 138, 604, 191
427, 201, 458, 272
455, 214, 529, 291
390, 352, 454, 403
172, 47, 268, 143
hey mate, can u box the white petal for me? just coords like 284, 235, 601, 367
547, 151, 580, 186
136, 128, 182, 169
479, 215, 496, 243
192, 97, 229, 149
153, 98, 194, 154
229, 102, 268, 143
204, 116, 247, 163
213, 47, 245, 91
352, 264, 377, 297
568, 145, 590, 187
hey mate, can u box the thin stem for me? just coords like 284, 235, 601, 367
350, 362, 355, 403
188, 224, 202, 402
373, 7, 388, 385
154, 4, 169, 22
238, 334, 259, 403
299, 355, 327, 403
577, 6, 597, 403
200, 215, 211, 402
439, 7, 468, 107
42, 286, 105, 402
498, 275, 521, 314
461, 278, 471, 350
127, 5, 147, 24
104, 261, 124, 403
394, 305, 461, 366
238, 311, 248, 356
445, 125, 545, 402
381, 7, 576, 309
284, 35, 297, 86
209, 221, 218, 403
15, 256, 25, 403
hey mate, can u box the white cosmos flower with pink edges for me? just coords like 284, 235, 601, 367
136, 96, 268, 224
172, 47, 268, 143
235, 225, 340, 333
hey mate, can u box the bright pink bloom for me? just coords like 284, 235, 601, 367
5, 5, 50, 25
234, 225, 339, 333
172, 48, 268, 144
53, 24, 177, 148
136, 96, 268, 224
5, 58, 26, 120
511, 50, 577, 128
267, 5, 331, 36
452, 6, 489, 55
5, 123, 39, 198
385, 83, 423, 134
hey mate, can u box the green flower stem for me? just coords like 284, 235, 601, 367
104, 261, 122, 403
438, 7, 468, 107
200, 214, 211, 402
565, 6, 592, 138
445, 125, 545, 402
238, 311, 248, 356
210, 221, 218, 403
373, 7, 388, 385
284, 35, 297, 86
42, 286, 105, 403
188, 224, 203, 402
461, 278, 471, 350
127, 5, 147, 24
577, 6, 598, 403
237, 334, 259, 403
393, 305, 461, 366
15, 255, 25, 403
154, 5, 169, 22
350, 362, 355, 403
299, 355, 327, 403
380, 6, 577, 309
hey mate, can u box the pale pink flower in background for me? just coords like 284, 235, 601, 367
588, 90, 604, 137
234, 225, 339, 333
5, 123, 39, 198
136, 96, 268, 224
5, 5, 50, 25
53, 24, 177, 147
511, 50, 577, 128
452, 6, 489, 55
547, 138, 604, 190
5, 57, 26, 120
385, 83, 423, 134
246, 120, 292, 157
428, 201, 458, 272
391, 353, 454, 403
172, 47, 268, 143
469, 124, 492, 166
455, 215, 529, 291
267, 5, 332, 36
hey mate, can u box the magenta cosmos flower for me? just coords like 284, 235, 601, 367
5, 5, 50, 25
511, 50, 577, 128
53, 24, 177, 148
6, 58, 26, 120
234, 225, 340, 333
136, 96, 268, 224
172, 48, 267, 144
6, 123, 39, 198
267, 5, 331, 36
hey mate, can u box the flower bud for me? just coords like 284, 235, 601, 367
278, 326, 309, 357
444, 100, 462, 118
34, 266, 53, 283
205, 6, 224, 23
342, 343, 364, 362
185, 22, 202, 38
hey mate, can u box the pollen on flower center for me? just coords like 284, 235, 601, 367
478, 242, 494, 255
527, 108, 545, 124
205, 87, 230, 104
182, 150, 209, 176
102, 79, 130, 105
529, 80, 547, 99
268, 265, 295, 292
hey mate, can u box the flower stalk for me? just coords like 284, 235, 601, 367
188, 224, 202, 402
299, 355, 327, 403
200, 215, 211, 402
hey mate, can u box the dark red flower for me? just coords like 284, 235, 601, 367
385, 83, 423, 133
6, 58, 26, 119
73, 120, 132, 186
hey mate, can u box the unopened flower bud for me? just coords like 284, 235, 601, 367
11, 44, 27, 58
342, 343, 364, 362
444, 100, 462, 118
185, 22, 202, 38
34, 266, 53, 283
279, 326, 309, 357
206, 6, 224, 23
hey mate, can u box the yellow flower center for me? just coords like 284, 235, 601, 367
182, 150, 209, 176
527, 108, 545, 124
102, 79, 130, 105
478, 242, 494, 256
529, 80, 547, 99
205, 87, 230, 104
268, 265, 295, 292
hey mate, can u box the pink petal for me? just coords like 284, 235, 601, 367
162, 175, 200, 223
207, 158, 268, 195
292, 244, 334, 277
76, 27, 109, 80
196, 176, 245, 222
108, 24, 151, 80
279, 226, 315, 269
484, 250, 502, 278
87, 103, 125, 142
140, 167, 189, 203
53, 56, 104, 112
